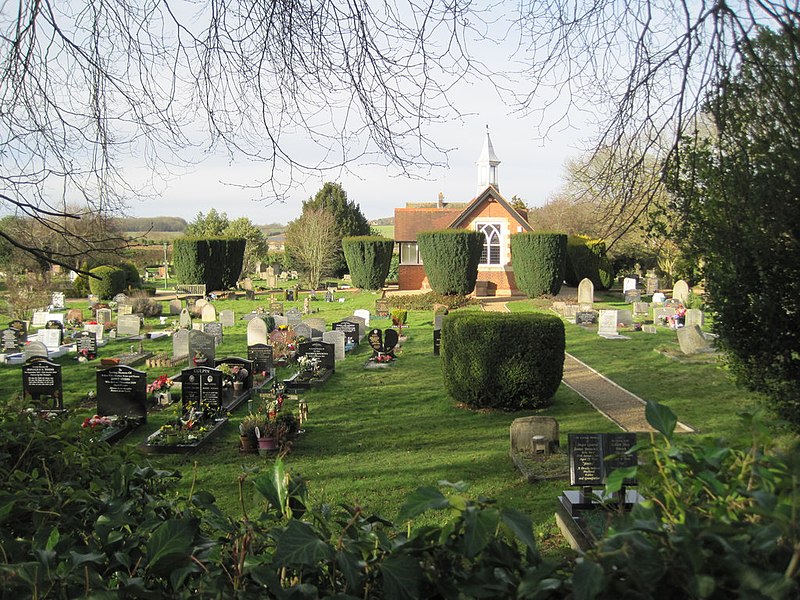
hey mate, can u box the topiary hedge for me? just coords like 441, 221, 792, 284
510, 232, 567, 297
117, 260, 141, 289
173, 237, 246, 291
342, 236, 394, 290
417, 230, 483, 295
441, 312, 564, 410
88, 265, 127, 300
565, 235, 614, 290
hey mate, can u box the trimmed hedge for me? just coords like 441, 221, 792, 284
342, 236, 394, 290
441, 312, 564, 410
118, 261, 141, 289
173, 237, 246, 291
417, 230, 483, 295
510, 232, 567, 297
565, 236, 614, 290
88, 266, 126, 300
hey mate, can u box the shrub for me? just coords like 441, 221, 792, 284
173, 237, 246, 290
441, 312, 564, 410
342, 236, 394, 290
117, 260, 141, 289
510, 232, 567, 297
88, 265, 126, 299
565, 235, 614, 290
129, 291, 163, 317
387, 252, 399, 282
387, 291, 476, 311
417, 230, 483, 295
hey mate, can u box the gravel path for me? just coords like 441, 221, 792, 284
480, 300, 694, 433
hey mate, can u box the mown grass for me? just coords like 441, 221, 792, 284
0, 288, 780, 557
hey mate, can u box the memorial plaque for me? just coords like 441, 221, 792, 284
270, 302, 284, 315
569, 433, 604, 486
181, 366, 223, 412
117, 304, 133, 316
375, 299, 390, 317
40, 328, 63, 349
368, 328, 383, 352
22, 359, 63, 410
332, 321, 359, 347
31, 311, 49, 328
96, 308, 112, 325
44, 319, 64, 344
575, 311, 597, 325
248, 343, 273, 374
297, 340, 335, 371
51, 291, 65, 309
96, 365, 147, 419
188, 329, 216, 365
3, 320, 27, 353
603, 433, 638, 485
203, 321, 223, 346
597, 310, 619, 337
76, 331, 98, 359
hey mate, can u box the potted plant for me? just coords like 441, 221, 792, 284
239, 413, 260, 453
255, 421, 278, 455
147, 374, 174, 406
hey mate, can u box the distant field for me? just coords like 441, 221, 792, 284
372, 225, 394, 238
123, 231, 184, 243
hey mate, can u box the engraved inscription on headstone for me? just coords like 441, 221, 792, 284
117, 314, 141, 337
297, 340, 335, 371
76, 331, 98, 359
246, 317, 268, 346
181, 366, 223, 412
569, 433, 604, 487
22, 359, 63, 410
248, 343, 273, 374
203, 321, 223, 346
188, 329, 216, 365
220, 309, 235, 327
96, 365, 147, 419
332, 321, 359, 347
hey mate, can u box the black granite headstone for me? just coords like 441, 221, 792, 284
332, 321, 359, 347
77, 331, 98, 360
215, 357, 254, 389
569, 433, 605, 487
181, 366, 224, 412
22, 359, 63, 410
248, 344, 274, 374
96, 365, 147, 420
297, 341, 335, 371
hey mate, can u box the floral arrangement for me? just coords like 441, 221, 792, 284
153, 403, 221, 445
77, 347, 97, 361
372, 353, 393, 363
193, 351, 208, 365
296, 355, 319, 373
82, 414, 113, 429
147, 374, 173, 394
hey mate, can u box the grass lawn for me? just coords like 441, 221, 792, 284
0, 287, 782, 558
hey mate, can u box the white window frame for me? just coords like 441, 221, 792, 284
476, 222, 503, 266
399, 242, 422, 265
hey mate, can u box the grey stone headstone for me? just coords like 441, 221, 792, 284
598, 310, 619, 337
179, 308, 192, 329
113, 293, 129, 304
39, 328, 62, 350
677, 325, 714, 355
241, 277, 253, 291
24, 341, 49, 361
577, 278, 594, 306
293, 323, 313, 341
304, 317, 326, 332
195, 298, 209, 311
685, 308, 704, 328
624, 289, 642, 303
117, 314, 141, 337
96, 308, 112, 325
509, 416, 560, 453
645, 274, 660, 295
623, 277, 637, 293
173, 329, 189, 360
322, 330, 346, 361
203, 322, 223, 346
246, 317, 268, 346
273, 315, 288, 328
84, 322, 104, 341
117, 304, 133, 316
642, 325, 658, 334
201, 304, 217, 323
188, 329, 216, 365
672, 279, 690, 305
345, 316, 367, 339
653, 307, 672, 324
633, 302, 650, 315
169, 299, 182, 315
552, 301, 566, 316
220, 310, 235, 327
353, 309, 370, 327
616, 310, 633, 327
286, 308, 302, 327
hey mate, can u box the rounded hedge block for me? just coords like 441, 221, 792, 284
88, 266, 127, 300
510, 232, 567, 297
342, 236, 394, 290
565, 236, 614, 290
173, 237, 246, 291
417, 230, 483, 295
441, 312, 565, 410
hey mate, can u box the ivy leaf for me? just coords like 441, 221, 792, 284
146, 519, 196, 575
463, 508, 499, 557
500, 508, 539, 556
605, 467, 638, 494
336, 549, 365, 592
380, 555, 422, 600
69, 550, 106, 566
397, 487, 449, 521
645, 400, 677, 439
274, 520, 332, 567
572, 558, 604, 600
253, 458, 289, 517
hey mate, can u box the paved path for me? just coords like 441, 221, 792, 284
480, 300, 693, 433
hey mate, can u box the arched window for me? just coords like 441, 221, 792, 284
478, 223, 501, 265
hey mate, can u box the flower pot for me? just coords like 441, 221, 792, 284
157, 391, 171, 406
240, 435, 255, 453
258, 436, 277, 451
233, 381, 244, 394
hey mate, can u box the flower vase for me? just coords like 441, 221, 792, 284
233, 381, 244, 394
157, 391, 171, 406
258, 437, 277, 453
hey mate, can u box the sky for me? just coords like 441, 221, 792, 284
127, 76, 593, 226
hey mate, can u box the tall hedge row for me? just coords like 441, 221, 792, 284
88, 266, 127, 300
417, 230, 483, 295
565, 236, 614, 290
441, 312, 564, 410
342, 236, 394, 290
510, 232, 567, 297
173, 237, 246, 291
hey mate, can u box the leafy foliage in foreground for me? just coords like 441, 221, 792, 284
0, 401, 797, 598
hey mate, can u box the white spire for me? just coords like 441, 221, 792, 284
476, 125, 500, 195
